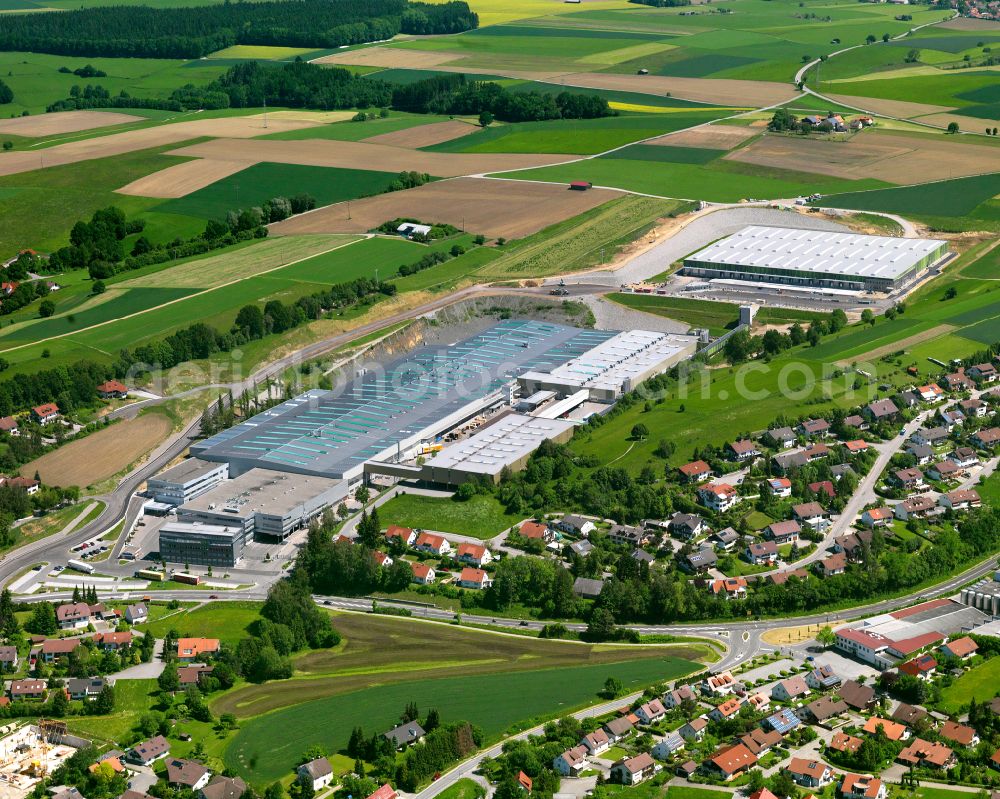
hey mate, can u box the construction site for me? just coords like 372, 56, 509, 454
0, 721, 78, 799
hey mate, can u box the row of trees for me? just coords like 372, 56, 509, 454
392, 73, 615, 122
0, 0, 477, 60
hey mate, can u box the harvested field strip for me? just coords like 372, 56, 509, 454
361, 119, 479, 148
164, 137, 578, 177
819, 92, 953, 120
542, 71, 796, 107
0, 110, 144, 137
0, 116, 319, 178
650, 125, 759, 149
835, 323, 957, 365
268, 177, 623, 241
22, 413, 172, 488
311, 47, 463, 69
116, 158, 253, 198
159, 163, 419, 220
117, 235, 353, 289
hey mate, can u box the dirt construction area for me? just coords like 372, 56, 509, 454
362, 119, 479, 148
116, 157, 254, 198
22, 413, 172, 488
648, 123, 758, 149
725, 130, 1000, 184
165, 137, 577, 176
270, 177, 623, 239
0, 110, 145, 137
0, 115, 320, 178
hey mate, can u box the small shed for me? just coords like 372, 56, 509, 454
569, 181, 592, 191
397, 222, 432, 239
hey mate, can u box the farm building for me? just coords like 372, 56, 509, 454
682, 225, 949, 293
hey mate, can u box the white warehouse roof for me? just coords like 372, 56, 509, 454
429, 414, 575, 477
687, 225, 947, 280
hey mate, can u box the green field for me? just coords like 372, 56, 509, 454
260, 113, 460, 142
938, 657, 1000, 713
145, 601, 264, 643
225, 653, 698, 781
818, 173, 1000, 219
160, 163, 425, 221
375, 493, 524, 538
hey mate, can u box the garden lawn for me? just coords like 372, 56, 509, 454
937, 656, 1000, 713
67, 679, 158, 744
224, 655, 698, 782
435, 780, 485, 799
160, 163, 424, 221
375, 493, 523, 538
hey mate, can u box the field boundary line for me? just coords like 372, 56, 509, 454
0, 235, 367, 356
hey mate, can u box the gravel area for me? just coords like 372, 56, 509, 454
581, 206, 851, 286
584, 295, 691, 334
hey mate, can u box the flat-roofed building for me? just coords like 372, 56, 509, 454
159, 522, 249, 568
176, 469, 346, 540
682, 226, 949, 293
147, 458, 229, 507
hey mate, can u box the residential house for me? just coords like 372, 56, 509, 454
747, 541, 778, 565
608, 524, 644, 547
603, 716, 634, 742
384, 721, 426, 750
128, 736, 170, 766
166, 759, 211, 791
745, 693, 771, 714
840, 680, 876, 711
840, 774, 887, 799
410, 563, 435, 585
916, 384, 944, 403
740, 728, 782, 756
710, 697, 742, 723
703, 671, 737, 695
9, 679, 45, 700
663, 685, 696, 710
202, 777, 247, 799
297, 759, 334, 792
845, 440, 869, 454
843, 414, 868, 431
949, 446, 980, 468
0, 646, 17, 670
959, 398, 987, 417
415, 532, 452, 556
788, 758, 834, 788
927, 460, 962, 481
712, 527, 740, 551
793, 502, 829, 528
96, 380, 128, 400
728, 439, 760, 461
861, 507, 893, 528
907, 443, 934, 464
898, 390, 920, 409
554, 746, 589, 777
805, 444, 831, 462
774, 451, 809, 473
386, 525, 417, 547
892, 467, 925, 490
973, 427, 1000, 450
829, 733, 862, 754
805, 665, 841, 691
365, 785, 397, 799
897, 739, 955, 770
767, 427, 797, 449
766, 708, 801, 734
178, 666, 212, 687
40, 638, 80, 663
679, 460, 712, 483
895, 495, 936, 521
572, 577, 604, 599
581, 729, 611, 755
556, 515, 596, 537
862, 718, 908, 741
611, 753, 656, 786
809, 480, 835, 500
899, 654, 937, 680
940, 721, 978, 747
67, 677, 108, 700
652, 734, 686, 761
772, 675, 809, 702
912, 427, 949, 447
767, 478, 793, 498
767, 568, 809, 586
939, 408, 965, 429
94, 631, 133, 651
969, 363, 998, 383
799, 419, 831, 438
177, 638, 219, 662
125, 603, 148, 624
709, 577, 749, 600
458, 567, 492, 590
891, 703, 928, 727
819, 552, 848, 578
635, 698, 667, 724
799, 697, 848, 724
670, 512, 705, 540
55, 602, 91, 630
679, 717, 708, 742
865, 399, 899, 422
698, 483, 739, 513
373, 551, 393, 568
569, 540, 592, 558
940, 636, 978, 660
32, 403, 60, 424
683, 548, 718, 574
940, 488, 981, 511
766, 520, 800, 545
707, 744, 757, 781
0, 417, 17, 436
944, 371, 975, 391
456, 542, 492, 567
